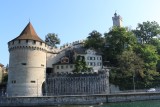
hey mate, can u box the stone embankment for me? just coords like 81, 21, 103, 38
0, 92, 160, 106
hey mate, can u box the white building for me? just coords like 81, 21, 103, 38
7, 22, 103, 96
112, 12, 123, 27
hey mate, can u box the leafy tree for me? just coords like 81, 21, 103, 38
45, 33, 60, 47
134, 44, 159, 87
85, 30, 104, 50
110, 50, 145, 90
104, 27, 137, 66
73, 55, 90, 73
133, 21, 160, 44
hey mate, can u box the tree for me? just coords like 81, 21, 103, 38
104, 27, 137, 66
110, 50, 145, 90
73, 55, 90, 73
133, 44, 159, 87
133, 21, 160, 44
84, 30, 104, 50
45, 33, 60, 47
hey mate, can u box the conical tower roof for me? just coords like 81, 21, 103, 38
10, 22, 44, 42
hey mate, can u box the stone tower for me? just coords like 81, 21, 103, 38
7, 22, 47, 96
112, 12, 123, 27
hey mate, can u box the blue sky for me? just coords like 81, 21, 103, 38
1, 0, 160, 66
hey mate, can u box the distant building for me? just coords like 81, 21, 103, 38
112, 12, 123, 27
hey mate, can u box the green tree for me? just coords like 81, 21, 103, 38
74, 55, 90, 73
133, 21, 160, 44
45, 33, 60, 47
110, 50, 145, 90
134, 44, 159, 87
104, 27, 137, 66
85, 30, 104, 50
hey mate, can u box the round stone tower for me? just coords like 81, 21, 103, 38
7, 22, 47, 96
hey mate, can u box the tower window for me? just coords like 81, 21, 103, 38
26, 40, 28, 43
40, 42, 42, 45
18, 40, 21, 44
21, 63, 27, 65
12, 80, 16, 84
31, 81, 35, 83
33, 40, 36, 44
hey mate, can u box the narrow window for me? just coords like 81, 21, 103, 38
21, 63, 27, 65
40, 42, 42, 45
12, 80, 16, 84
33, 40, 36, 44
66, 65, 68, 68
70, 65, 73, 68
31, 81, 35, 83
100, 57, 102, 60
18, 40, 21, 44
26, 40, 28, 43
61, 66, 63, 69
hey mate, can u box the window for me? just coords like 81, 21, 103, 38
93, 57, 95, 60
31, 81, 35, 83
90, 57, 92, 60
12, 80, 16, 84
100, 57, 102, 60
41, 64, 44, 67
87, 56, 90, 60
33, 40, 36, 44
26, 40, 28, 43
70, 65, 73, 68
40, 42, 42, 45
57, 66, 59, 69
18, 40, 21, 44
66, 65, 68, 68
97, 57, 99, 60
61, 66, 63, 69
22, 63, 27, 65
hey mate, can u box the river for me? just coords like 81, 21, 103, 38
44, 100, 160, 107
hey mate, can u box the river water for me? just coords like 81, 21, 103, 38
44, 100, 160, 107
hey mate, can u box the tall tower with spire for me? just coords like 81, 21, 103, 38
112, 12, 123, 27
7, 22, 47, 96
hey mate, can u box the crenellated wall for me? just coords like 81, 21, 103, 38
46, 71, 109, 95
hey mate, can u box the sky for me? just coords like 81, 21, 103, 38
1, 0, 160, 66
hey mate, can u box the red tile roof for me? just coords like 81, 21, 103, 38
10, 22, 44, 42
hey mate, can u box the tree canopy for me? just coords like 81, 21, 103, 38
84, 30, 104, 50
45, 33, 60, 47
133, 21, 160, 44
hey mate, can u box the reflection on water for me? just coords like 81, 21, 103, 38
50, 100, 160, 107
29, 100, 160, 107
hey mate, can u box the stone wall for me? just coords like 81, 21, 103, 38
1, 93, 160, 106
46, 72, 109, 95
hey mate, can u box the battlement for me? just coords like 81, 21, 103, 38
8, 40, 47, 52
47, 39, 85, 53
